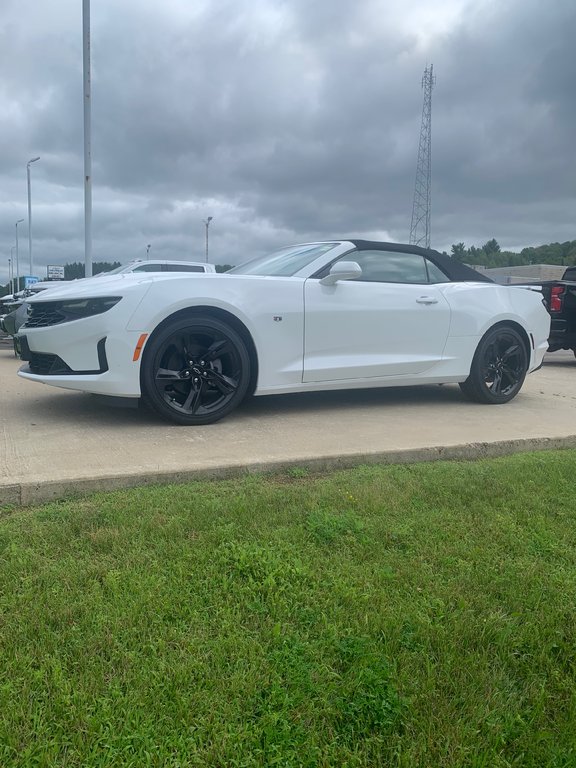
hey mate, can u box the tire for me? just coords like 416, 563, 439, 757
459, 325, 528, 404
141, 316, 251, 425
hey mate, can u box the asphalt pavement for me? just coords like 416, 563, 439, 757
1, 334, 575, 506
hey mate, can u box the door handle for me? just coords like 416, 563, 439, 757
416, 296, 439, 305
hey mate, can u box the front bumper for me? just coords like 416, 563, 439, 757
17, 327, 144, 397
19, 334, 109, 375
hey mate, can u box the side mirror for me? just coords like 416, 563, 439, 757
319, 261, 362, 286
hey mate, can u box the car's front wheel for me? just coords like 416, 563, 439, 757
459, 325, 528, 404
141, 315, 251, 425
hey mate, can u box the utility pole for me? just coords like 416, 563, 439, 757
409, 64, 435, 249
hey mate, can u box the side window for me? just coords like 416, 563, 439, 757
133, 264, 161, 272
425, 260, 449, 283
336, 250, 429, 283
163, 265, 205, 272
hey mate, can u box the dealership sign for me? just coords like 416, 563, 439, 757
47, 265, 65, 280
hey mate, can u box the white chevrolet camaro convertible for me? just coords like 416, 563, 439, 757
17, 241, 550, 425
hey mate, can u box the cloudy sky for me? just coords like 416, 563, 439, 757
0, 0, 574, 283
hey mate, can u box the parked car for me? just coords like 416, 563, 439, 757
17, 240, 550, 425
0, 296, 15, 334
100, 259, 217, 276
0, 294, 26, 343
3, 260, 217, 340
27, 260, 216, 294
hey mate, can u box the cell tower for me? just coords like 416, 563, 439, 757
409, 64, 435, 249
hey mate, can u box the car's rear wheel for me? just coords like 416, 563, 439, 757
459, 325, 528, 404
141, 316, 251, 425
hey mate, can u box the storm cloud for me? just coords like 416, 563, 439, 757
1, 0, 574, 282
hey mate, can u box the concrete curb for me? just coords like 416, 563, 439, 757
2, 434, 576, 508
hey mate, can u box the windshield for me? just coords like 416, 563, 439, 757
229, 243, 339, 277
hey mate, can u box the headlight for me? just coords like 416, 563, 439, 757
23, 297, 122, 329
58, 297, 122, 317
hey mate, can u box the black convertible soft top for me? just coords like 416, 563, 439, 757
346, 240, 493, 283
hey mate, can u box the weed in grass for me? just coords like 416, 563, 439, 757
285, 466, 310, 479
331, 632, 404, 739
217, 541, 306, 592
334, 654, 403, 741
304, 508, 364, 546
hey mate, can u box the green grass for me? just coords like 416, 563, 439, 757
1, 451, 576, 766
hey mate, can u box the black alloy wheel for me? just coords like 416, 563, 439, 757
141, 316, 251, 425
459, 326, 528, 404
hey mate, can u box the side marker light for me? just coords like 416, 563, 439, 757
133, 333, 149, 361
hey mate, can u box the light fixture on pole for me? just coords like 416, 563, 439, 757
146, 244, 151, 260
15, 219, 24, 293
27, 156, 41, 277
204, 216, 213, 263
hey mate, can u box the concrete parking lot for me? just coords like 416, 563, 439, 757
1, 335, 575, 505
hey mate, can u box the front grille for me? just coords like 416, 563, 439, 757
25, 306, 67, 328
29, 353, 73, 376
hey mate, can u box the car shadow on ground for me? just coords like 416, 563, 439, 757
543, 352, 576, 368
240, 383, 465, 419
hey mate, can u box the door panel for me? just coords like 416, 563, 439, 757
303, 280, 451, 382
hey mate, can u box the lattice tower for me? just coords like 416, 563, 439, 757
409, 64, 435, 248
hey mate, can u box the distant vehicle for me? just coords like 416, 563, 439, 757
28, 260, 216, 293
17, 240, 550, 425
0, 294, 25, 337
2, 261, 216, 341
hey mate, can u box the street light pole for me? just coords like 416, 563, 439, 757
83, 0, 93, 277
15, 219, 24, 293
27, 156, 40, 277
204, 216, 213, 263
146, 244, 151, 260
9, 248, 15, 294
8, 258, 12, 295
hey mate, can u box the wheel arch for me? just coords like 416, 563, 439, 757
141, 306, 259, 397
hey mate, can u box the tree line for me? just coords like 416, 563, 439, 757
449, 239, 576, 268
63, 261, 121, 279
